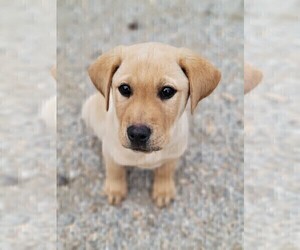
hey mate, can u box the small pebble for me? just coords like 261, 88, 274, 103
58, 214, 75, 227
127, 21, 139, 30
88, 232, 98, 242
147, 214, 155, 226
179, 178, 188, 185
132, 210, 142, 219
221, 92, 236, 102
204, 119, 216, 135
58, 174, 69, 186
0, 175, 18, 186
265, 93, 287, 103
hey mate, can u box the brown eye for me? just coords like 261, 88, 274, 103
158, 86, 177, 100
118, 84, 132, 97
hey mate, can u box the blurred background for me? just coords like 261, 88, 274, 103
0, 1, 56, 249
1, 0, 299, 249
57, 0, 243, 249
245, 0, 300, 248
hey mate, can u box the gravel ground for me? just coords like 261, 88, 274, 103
244, 0, 300, 249
5, 1, 298, 249
57, 1, 243, 249
3, 1, 298, 250
0, 1, 56, 249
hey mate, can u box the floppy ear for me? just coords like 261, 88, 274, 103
178, 48, 221, 114
88, 46, 124, 111
244, 63, 263, 94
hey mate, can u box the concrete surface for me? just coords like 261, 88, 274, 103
4, 1, 298, 249
0, 1, 56, 249
244, 0, 300, 249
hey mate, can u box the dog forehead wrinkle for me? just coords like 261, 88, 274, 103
112, 72, 131, 85
136, 63, 179, 88
118, 49, 181, 87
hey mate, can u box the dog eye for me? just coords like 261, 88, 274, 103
118, 84, 132, 97
158, 86, 177, 100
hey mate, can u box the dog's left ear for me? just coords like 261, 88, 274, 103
178, 48, 221, 114
244, 63, 263, 94
88, 46, 124, 111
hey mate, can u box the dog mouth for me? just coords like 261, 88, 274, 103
123, 144, 162, 153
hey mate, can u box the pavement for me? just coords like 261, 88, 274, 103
244, 0, 300, 248
1, 0, 298, 249
0, 1, 56, 249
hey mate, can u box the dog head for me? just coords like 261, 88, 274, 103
88, 43, 221, 153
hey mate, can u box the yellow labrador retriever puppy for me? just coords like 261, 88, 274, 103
82, 42, 221, 207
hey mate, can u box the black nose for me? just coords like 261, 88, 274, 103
127, 125, 151, 145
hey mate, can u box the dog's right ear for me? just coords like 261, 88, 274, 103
88, 46, 124, 111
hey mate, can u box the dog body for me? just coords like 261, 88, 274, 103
82, 43, 221, 207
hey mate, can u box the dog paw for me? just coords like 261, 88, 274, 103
104, 180, 127, 205
152, 180, 176, 208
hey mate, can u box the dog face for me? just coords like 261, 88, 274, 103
88, 43, 221, 153
112, 50, 189, 152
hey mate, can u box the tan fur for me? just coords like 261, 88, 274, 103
51, 65, 56, 80
152, 159, 177, 207
178, 48, 221, 113
40, 66, 56, 131
104, 154, 127, 205
88, 46, 123, 110
244, 63, 263, 94
82, 42, 221, 207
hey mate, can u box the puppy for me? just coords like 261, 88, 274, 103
82, 43, 221, 207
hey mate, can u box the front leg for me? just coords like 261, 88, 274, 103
152, 159, 177, 207
104, 155, 127, 205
